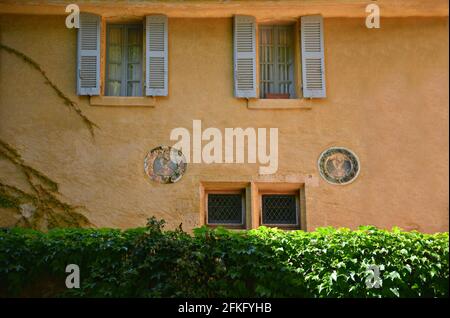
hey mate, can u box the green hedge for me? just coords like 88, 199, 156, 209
0, 218, 448, 298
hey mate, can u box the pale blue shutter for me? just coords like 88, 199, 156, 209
145, 15, 168, 96
234, 15, 257, 98
301, 15, 326, 98
77, 13, 100, 95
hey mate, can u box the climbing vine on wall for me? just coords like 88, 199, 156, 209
0, 139, 92, 230
0, 43, 97, 229
0, 43, 98, 136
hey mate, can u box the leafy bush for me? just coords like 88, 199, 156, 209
0, 219, 448, 298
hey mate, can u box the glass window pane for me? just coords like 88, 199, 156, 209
259, 24, 294, 98
262, 194, 298, 225
128, 28, 141, 45
107, 81, 121, 96
108, 63, 122, 81
127, 63, 140, 81
127, 82, 141, 97
106, 26, 123, 96
207, 194, 244, 225
109, 27, 122, 45
108, 45, 122, 63
126, 26, 142, 96
106, 24, 143, 97
259, 27, 275, 98
128, 46, 141, 63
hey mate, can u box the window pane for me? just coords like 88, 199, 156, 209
128, 28, 140, 45
127, 63, 140, 81
259, 24, 294, 98
108, 63, 122, 81
128, 27, 142, 63
109, 27, 122, 45
108, 46, 122, 63
106, 24, 142, 97
127, 27, 142, 96
106, 26, 123, 96
127, 81, 141, 97
262, 194, 298, 225
207, 194, 243, 225
259, 27, 274, 98
107, 81, 121, 96
128, 46, 141, 63
108, 28, 122, 75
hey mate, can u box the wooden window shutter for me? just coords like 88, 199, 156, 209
300, 15, 326, 98
145, 15, 168, 96
234, 15, 257, 98
77, 13, 101, 96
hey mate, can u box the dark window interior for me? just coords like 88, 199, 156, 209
207, 193, 244, 226
261, 194, 298, 226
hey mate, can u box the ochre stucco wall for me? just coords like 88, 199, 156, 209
0, 15, 448, 232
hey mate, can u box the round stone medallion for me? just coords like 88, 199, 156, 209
144, 146, 187, 184
318, 147, 360, 185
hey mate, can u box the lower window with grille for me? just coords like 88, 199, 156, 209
261, 194, 300, 229
206, 192, 245, 228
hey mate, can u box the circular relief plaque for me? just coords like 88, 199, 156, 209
144, 146, 187, 184
318, 147, 360, 185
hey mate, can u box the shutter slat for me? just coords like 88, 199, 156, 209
77, 13, 100, 95
301, 15, 326, 98
146, 15, 168, 96
234, 15, 257, 98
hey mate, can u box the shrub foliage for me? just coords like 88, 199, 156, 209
0, 218, 448, 298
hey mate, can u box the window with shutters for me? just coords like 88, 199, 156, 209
206, 191, 246, 229
235, 15, 325, 105
260, 193, 300, 229
259, 24, 296, 99
105, 24, 143, 96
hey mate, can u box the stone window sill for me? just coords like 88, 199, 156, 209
247, 98, 313, 110
90, 96, 156, 107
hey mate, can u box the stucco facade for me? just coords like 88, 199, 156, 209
0, 1, 448, 233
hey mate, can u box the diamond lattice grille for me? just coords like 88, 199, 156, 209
208, 194, 243, 224
262, 195, 297, 225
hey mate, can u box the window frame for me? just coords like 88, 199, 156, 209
258, 24, 296, 99
253, 182, 307, 230
200, 182, 306, 231
105, 22, 144, 97
256, 20, 302, 100
205, 190, 246, 229
259, 191, 300, 230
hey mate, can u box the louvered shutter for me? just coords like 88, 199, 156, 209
234, 15, 257, 98
146, 15, 168, 96
300, 15, 326, 98
77, 13, 100, 95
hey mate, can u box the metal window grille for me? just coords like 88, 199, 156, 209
261, 194, 298, 226
259, 25, 295, 98
207, 193, 244, 225
106, 24, 143, 96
